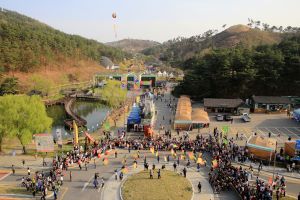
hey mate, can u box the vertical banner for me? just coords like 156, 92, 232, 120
222, 125, 229, 135
56, 129, 63, 149
73, 120, 79, 145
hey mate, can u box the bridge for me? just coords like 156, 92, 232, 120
63, 98, 87, 129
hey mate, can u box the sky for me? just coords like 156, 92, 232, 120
1, 0, 300, 43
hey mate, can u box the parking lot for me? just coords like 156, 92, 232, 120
204, 113, 300, 143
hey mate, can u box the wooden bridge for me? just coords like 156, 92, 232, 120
63, 98, 87, 129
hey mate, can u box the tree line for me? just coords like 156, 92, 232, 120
173, 36, 300, 99
0, 9, 130, 73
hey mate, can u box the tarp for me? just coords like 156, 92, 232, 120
296, 140, 300, 150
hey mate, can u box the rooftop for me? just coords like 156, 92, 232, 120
204, 98, 244, 108
252, 96, 291, 104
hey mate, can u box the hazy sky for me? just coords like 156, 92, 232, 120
1, 0, 299, 43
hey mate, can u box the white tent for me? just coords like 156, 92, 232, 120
169, 73, 174, 78
157, 71, 163, 77
162, 71, 168, 77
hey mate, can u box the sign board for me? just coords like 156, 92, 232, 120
296, 140, 300, 150
35, 134, 54, 152
56, 129, 63, 149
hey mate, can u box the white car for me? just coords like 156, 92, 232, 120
216, 114, 224, 121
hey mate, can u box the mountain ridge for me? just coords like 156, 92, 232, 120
106, 39, 160, 53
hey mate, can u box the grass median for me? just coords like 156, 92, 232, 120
122, 170, 193, 200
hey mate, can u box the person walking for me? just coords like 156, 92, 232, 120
173, 162, 177, 172
150, 169, 153, 179
115, 150, 118, 158
69, 171, 72, 182
11, 165, 15, 175
27, 167, 30, 176
115, 170, 118, 180
157, 155, 160, 163
183, 167, 187, 178
157, 169, 161, 179
198, 182, 202, 193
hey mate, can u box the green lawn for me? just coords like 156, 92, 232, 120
122, 170, 193, 200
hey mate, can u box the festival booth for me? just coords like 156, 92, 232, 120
293, 109, 300, 122
285, 141, 296, 157
192, 108, 210, 129
246, 136, 277, 160
126, 106, 142, 132
174, 96, 192, 130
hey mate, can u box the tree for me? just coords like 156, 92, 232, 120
95, 80, 127, 108
29, 75, 54, 96
0, 95, 52, 153
0, 77, 19, 95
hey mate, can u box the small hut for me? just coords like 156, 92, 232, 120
246, 136, 277, 160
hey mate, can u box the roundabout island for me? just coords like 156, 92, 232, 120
121, 170, 193, 200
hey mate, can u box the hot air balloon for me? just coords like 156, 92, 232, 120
112, 12, 117, 38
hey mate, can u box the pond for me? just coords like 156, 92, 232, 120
46, 101, 110, 139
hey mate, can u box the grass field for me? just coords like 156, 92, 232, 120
122, 170, 193, 200
0, 184, 31, 195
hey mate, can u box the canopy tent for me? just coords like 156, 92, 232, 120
192, 108, 210, 124
127, 106, 142, 125
246, 136, 277, 159
285, 141, 296, 157
174, 96, 192, 130
293, 109, 300, 122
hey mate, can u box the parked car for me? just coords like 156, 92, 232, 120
224, 115, 233, 121
242, 113, 251, 122
216, 114, 224, 121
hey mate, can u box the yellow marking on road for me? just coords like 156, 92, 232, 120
60, 187, 68, 200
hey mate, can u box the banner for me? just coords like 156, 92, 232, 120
104, 121, 110, 131
222, 125, 229, 135
56, 129, 63, 149
35, 134, 54, 152
73, 120, 79, 145
84, 132, 95, 143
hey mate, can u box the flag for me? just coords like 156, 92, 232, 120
197, 158, 205, 165
222, 125, 229, 135
223, 138, 228, 145
104, 121, 110, 131
212, 159, 218, 168
133, 163, 137, 169
155, 151, 159, 157
150, 147, 155, 155
122, 167, 129, 174
188, 152, 195, 160
180, 155, 185, 160
268, 177, 273, 185
171, 149, 174, 155
103, 158, 109, 165
73, 120, 79, 145
84, 132, 95, 143
164, 156, 167, 162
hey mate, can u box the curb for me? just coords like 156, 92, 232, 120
233, 162, 300, 180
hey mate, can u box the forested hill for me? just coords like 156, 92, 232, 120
143, 25, 299, 67
173, 35, 300, 99
106, 39, 160, 53
0, 9, 129, 73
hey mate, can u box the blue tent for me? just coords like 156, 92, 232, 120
293, 109, 300, 122
127, 106, 141, 124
